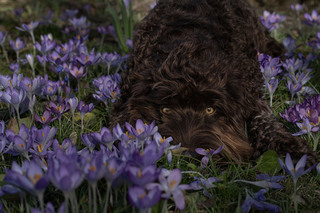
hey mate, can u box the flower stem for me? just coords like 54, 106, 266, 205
103, 182, 111, 213
293, 180, 298, 213
88, 184, 92, 213
59, 116, 62, 136
15, 106, 21, 129
92, 183, 97, 213
1, 44, 9, 63
37, 193, 44, 213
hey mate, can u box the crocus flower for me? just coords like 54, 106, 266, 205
128, 186, 161, 212
77, 101, 94, 132
0, 132, 12, 155
147, 169, 190, 210
69, 65, 87, 80
0, 31, 7, 46
0, 30, 7, 62
43, 80, 59, 97
125, 165, 161, 186
14, 8, 24, 17
69, 16, 90, 29
9, 62, 20, 73
132, 141, 164, 167
35, 34, 56, 55
67, 97, 78, 129
81, 150, 107, 183
25, 53, 36, 77
5, 124, 33, 159
195, 145, 223, 168
304, 10, 320, 26
5, 160, 49, 210
81, 134, 98, 153
125, 119, 158, 146
10, 38, 25, 52
90, 127, 116, 150
77, 101, 94, 118
282, 36, 296, 58
35, 110, 57, 125
278, 153, 317, 186
48, 150, 84, 193
260, 10, 286, 31
76, 52, 100, 67
60, 9, 78, 21
190, 176, 220, 198
31, 202, 65, 213
100, 52, 120, 74
46, 101, 70, 119
291, 4, 304, 12
153, 132, 180, 164
293, 118, 319, 136
32, 125, 57, 147
16, 21, 40, 33
235, 173, 285, 189
241, 188, 280, 213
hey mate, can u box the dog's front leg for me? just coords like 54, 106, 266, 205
247, 111, 318, 167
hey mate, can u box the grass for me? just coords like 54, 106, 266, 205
0, 0, 320, 212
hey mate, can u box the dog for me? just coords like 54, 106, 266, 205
110, 0, 318, 165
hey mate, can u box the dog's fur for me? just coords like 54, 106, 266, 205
110, 0, 318, 165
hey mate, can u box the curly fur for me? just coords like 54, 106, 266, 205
110, 0, 318, 165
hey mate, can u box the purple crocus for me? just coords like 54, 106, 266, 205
291, 4, 304, 12
67, 97, 78, 129
32, 125, 57, 147
48, 150, 84, 193
278, 153, 317, 185
125, 165, 161, 186
76, 52, 100, 67
241, 188, 280, 213
35, 110, 57, 125
195, 145, 223, 168
128, 186, 161, 212
190, 176, 220, 198
153, 132, 180, 164
5, 124, 33, 159
81, 150, 107, 183
69, 65, 87, 84
9, 62, 20, 73
147, 169, 190, 210
0, 31, 7, 45
260, 10, 286, 31
304, 10, 320, 26
77, 101, 94, 118
235, 173, 285, 189
81, 134, 98, 153
46, 101, 70, 119
35, 34, 56, 55
16, 21, 40, 32
132, 141, 164, 167
125, 119, 158, 146
10, 38, 25, 52
5, 160, 49, 210
90, 127, 116, 150
77, 100, 94, 132
60, 9, 78, 21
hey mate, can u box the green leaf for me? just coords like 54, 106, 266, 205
187, 163, 197, 171
255, 150, 281, 174
20, 117, 33, 128
120, 0, 129, 39
107, 3, 128, 53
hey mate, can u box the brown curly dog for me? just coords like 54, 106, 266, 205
110, 0, 318, 165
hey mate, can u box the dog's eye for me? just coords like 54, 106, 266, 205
161, 107, 171, 114
206, 107, 215, 114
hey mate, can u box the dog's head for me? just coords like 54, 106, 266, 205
124, 42, 260, 162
